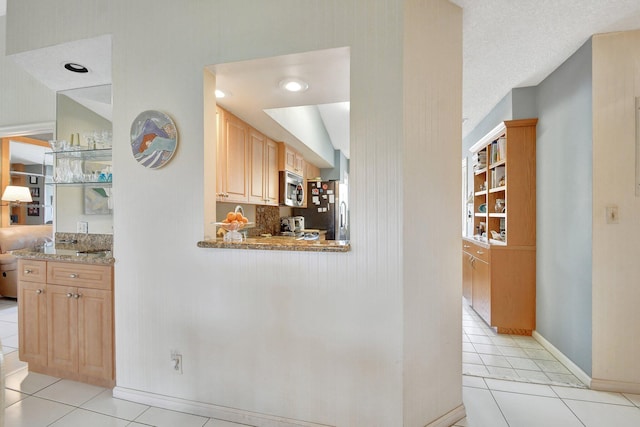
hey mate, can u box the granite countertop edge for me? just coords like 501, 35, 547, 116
12, 249, 116, 265
197, 238, 350, 253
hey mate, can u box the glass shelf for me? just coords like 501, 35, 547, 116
46, 148, 112, 160
49, 148, 112, 185
51, 181, 112, 187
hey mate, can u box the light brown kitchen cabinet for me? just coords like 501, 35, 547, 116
18, 261, 48, 367
265, 139, 279, 204
461, 245, 473, 304
216, 106, 249, 203
464, 118, 537, 335
278, 142, 304, 176
18, 259, 114, 387
217, 106, 278, 206
304, 160, 321, 181
248, 128, 278, 205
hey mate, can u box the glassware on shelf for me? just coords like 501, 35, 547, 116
49, 139, 68, 152
54, 158, 71, 183
70, 159, 84, 182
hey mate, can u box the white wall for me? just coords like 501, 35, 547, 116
591, 30, 640, 393
0, 16, 55, 128
5, 0, 463, 425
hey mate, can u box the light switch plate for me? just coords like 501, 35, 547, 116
77, 221, 88, 234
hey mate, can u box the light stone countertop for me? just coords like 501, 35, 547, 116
12, 246, 115, 265
197, 236, 350, 252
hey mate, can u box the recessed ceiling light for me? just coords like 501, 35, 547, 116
64, 62, 89, 73
279, 78, 309, 93
215, 89, 226, 98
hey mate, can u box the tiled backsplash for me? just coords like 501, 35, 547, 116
250, 205, 281, 236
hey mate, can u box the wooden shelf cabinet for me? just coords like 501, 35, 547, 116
464, 118, 537, 335
18, 259, 114, 387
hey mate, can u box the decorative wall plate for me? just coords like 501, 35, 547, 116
130, 110, 178, 169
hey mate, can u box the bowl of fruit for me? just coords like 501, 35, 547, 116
215, 209, 254, 242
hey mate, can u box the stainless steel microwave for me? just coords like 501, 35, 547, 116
279, 171, 304, 207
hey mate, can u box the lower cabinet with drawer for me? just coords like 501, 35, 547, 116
18, 259, 114, 387
462, 238, 535, 335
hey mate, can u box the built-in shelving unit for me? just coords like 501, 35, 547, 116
463, 118, 537, 335
47, 148, 112, 186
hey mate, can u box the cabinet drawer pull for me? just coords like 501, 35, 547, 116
476, 250, 484, 255
463, 245, 470, 249
24, 269, 33, 274
67, 293, 74, 298
69, 273, 79, 278
36, 289, 43, 294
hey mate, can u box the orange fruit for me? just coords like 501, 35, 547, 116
235, 212, 244, 221
241, 217, 248, 223
226, 212, 236, 221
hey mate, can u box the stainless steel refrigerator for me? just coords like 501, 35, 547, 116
292, 180, 349, 240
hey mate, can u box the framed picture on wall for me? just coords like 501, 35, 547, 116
29, 187, 40, 198
27, 203, 40, 216
29, 176, 38, 184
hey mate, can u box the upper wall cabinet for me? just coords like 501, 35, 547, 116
248, 128, 279, 206
216, 106, 281, 206
278, 142, 304, 176
216, 106, 249, 203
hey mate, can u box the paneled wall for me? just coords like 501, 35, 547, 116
592, 30, 640, 393
5, 0, 463, 425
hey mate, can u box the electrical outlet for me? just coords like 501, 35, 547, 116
171, 351, 183, 374
606, 206, 619, 224
77, 221, 88, 234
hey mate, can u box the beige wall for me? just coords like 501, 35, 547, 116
5, 0, 463, 425
592, 29, 640, 393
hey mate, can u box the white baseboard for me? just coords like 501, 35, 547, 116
532, 331, 592, 388
114, 386, 466, 427
424, 405, 466, 427
113, 386, 332, 427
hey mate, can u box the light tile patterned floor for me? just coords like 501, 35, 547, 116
462, 300, 585, 388
3, 297, 640, 426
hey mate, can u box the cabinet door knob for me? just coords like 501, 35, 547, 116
66, 293, 74, 298
69, 273, 78, 278
36, 289, 43, 294
24, 269, 33, 274
73, 293, 81, 299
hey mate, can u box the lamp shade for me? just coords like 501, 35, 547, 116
1, 186, 33, 203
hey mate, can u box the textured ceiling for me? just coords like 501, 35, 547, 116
451, 0, 640, 138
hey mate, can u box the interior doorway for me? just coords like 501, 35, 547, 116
0, 125, 54, 228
